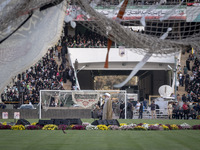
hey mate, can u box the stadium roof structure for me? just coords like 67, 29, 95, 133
69, 48, 180, 71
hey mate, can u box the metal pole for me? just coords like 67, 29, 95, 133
39, 90, 41, 119
174, 56, 177, 102
125, 91, 127, 119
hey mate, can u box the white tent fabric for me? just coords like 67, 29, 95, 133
0, 2, 66, 93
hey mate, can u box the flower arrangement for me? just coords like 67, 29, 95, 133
142, 123, 149, 129
2, 122, 7, 125
160, 125, 169, 130
72, 125, 86, 130
134, 126, 147, 130
137, 123, 144, 126
179, 123, 191, 130
120, 125, 135, 130
148, 125, 163, 131
192, 125, 200, 130
86, 125, 98, 130
1, 121, 200, 131
170, 124, 179, 130
42, 124, 58, 130
108, 125, 120, 130
31, 122, 38, 126
0, 124, 12, 130
97, 125, 108, 130
11, 125, 25, 130
120, 123, 127, 127
26, 125, 41, 130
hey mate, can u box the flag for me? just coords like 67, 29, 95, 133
104, 0, 129, 68
192, 47, 194, 54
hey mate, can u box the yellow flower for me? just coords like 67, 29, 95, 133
170, 124, 179, 130
120, 123, 127, 127
2, 122, 7, 125
31, 122, 37, 126
97, 125, 108, 130
11, 125, 25, 130
42, 124, 58, 130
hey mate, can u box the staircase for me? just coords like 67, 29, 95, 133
54, 53, 72, 90
177, 51, 191, 96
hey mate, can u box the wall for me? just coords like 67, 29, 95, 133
0, 109, 91, 119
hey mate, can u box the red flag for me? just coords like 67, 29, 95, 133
104, 0, 129, 68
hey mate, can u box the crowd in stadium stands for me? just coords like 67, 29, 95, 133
66, 31, 108, 48
1, 44, 76, 105
169, 50, 200, 119
177, 51, 200, 103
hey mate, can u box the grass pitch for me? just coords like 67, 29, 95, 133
0, 119, 200, 150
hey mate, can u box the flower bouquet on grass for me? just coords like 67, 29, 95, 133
179, 123, 191, 130
86, 125, 98, 130
134, 126, 147, 131
72, 125, 86, 130
120, 123, 127, 127
108, 125, 120, 130
0, 124, 12, 130
26, 125, 42, 130
97, 125, 108, 130
165, 124, 179, 130
31, 122, 38, 126
160, 125, 169, 130
42, 124, 58, 130
148, 125, 163, 131
11, 125, 25, 130
120, 125, 135, 130
170, 124, 179, 130
192, 125, 200, 130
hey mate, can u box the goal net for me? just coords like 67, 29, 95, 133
39, 90, 127, 119
68, 0, 200, 58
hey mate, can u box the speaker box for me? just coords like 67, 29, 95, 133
65, 118, 82, 125
16, 119, 30, 126
91, 120, 108, 126
91, 119, 120, 126
38, 120, 54, 126
51, 119, 70, 125
107, 119, 120, 126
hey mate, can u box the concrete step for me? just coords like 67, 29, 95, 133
53, 54, 71, 90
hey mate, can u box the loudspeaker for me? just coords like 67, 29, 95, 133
51, 119, 70, 125
38, 120, 54, 126
107, 119, 120, 126
91, 120, 108, 126
16, 119, 30, 126
65, 118, 82, 125
91, 119, 120, 126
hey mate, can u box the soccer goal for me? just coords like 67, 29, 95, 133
39, 90, 127, 119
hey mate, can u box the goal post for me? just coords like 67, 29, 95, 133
39, 90, 127, 119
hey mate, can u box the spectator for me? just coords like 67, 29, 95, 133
150, 101, 156, 119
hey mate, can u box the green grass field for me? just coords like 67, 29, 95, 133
0, 119, 200, 150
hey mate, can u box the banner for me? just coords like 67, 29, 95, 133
72, 92, 99, 108
119, 46, 125, 57
67, 5, 186, 21
2, 112, 8, 119
14, 112, 20, 119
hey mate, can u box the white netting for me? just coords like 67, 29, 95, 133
40, 90, 127, 119
68, 0, 200, 57
0, 0, 66, 92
